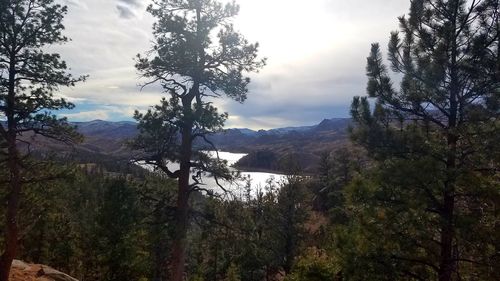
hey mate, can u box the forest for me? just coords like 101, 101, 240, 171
0, 0, 499, 280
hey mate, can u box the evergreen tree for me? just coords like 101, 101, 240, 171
132, 0, 265, 280
342, 0, 499, 280
18, 166, 179, 281
0, 0, 84, 279
95, 179, 148, 281
315, 146, 367, 218
275, 156, 310, 275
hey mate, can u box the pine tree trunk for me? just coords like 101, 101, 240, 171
438, 97, 458, 281
0, 145, 21, 281
441, 133, 458, 281
438, 188, 455, 281
170, 183, 189, 281
438, 133, 457, 281
0, 58, 21, 281
438, 6, 460, 278
169, 117, 193, 281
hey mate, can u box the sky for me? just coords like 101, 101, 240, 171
56, 0, 410, 129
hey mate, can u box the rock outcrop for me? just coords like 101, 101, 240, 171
9, 260, 78, 281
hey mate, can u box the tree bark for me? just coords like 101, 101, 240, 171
170, 181, 189, 281
438, 133, 457, 281
438, 4, 460, 279
0, 141, 21, 281
0, 57, 21, 281
438, 186, 455, 281
169, 99, 194, 281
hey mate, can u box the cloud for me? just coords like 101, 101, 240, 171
63, 110, 111, 121
54, 0, 411, 129
118, 0, 143, 8
63, 0, 88, 9
116, 0, 145, 18
61, 104, 139, 122
116, 4, 136, 19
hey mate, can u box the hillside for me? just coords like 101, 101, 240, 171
23, 118, 351, 173
209, 118, 351, 172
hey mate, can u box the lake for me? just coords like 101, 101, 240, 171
139, 151, 285, 197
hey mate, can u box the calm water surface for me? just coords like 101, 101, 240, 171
195, 151, 285, 197
140, 151, 285, 197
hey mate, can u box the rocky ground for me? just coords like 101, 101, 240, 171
9, 260, 78, 281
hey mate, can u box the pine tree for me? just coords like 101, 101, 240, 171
0, 0, 84, 279
345, 0, 499, 280
132, 1, 265, 280
95, 179, 148, 281
275, 156, 310, 275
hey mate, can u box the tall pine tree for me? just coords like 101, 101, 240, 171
0, 0, 84, 279
345, 0, 499, 280
132, 0, 265, 280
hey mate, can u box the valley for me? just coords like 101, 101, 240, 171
67, 118, 351, 174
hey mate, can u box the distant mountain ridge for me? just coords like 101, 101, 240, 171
230, 118, 349, 136
74, 120, 137, 139
16, 118, 351, 173
206, 118, 351, 172
71, 118, 351, 142
232, 124, 316, 136
73, 118, 351, 172
2, 118, 350, 141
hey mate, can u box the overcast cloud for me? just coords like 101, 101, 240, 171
56, 0, 410, 129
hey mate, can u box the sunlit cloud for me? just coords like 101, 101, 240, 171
54, 0, 410, 129
63, 110, 112, 121
116, 0, 148, 19
61, 104, 139, 122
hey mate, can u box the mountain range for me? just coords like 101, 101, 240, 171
69, 118, 352, 173
7, 118, 351, 172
